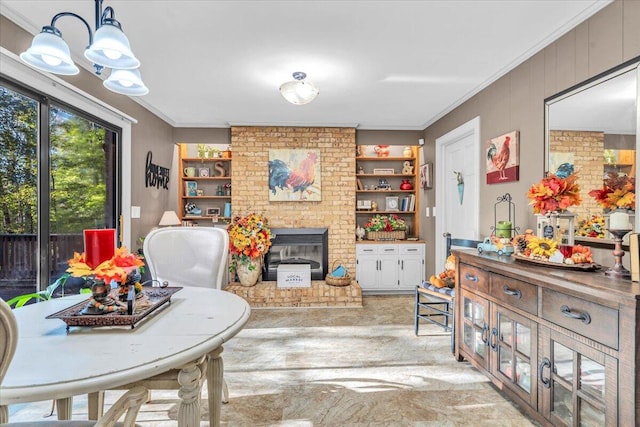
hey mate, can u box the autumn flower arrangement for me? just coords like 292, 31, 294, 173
588, 172, 635, 211
576, 214, 606, 238
227, 213, 273, 272
527, 173, 581, 215
364, 214, 407, 231
67, 246, 145, 284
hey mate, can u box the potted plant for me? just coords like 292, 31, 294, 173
526, 172, 581, 215
363, 214, 407, 240
227, 213, 273, 286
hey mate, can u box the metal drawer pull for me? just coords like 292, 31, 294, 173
465, 273, 478, 282
538, 357, 551, 389
502, 285, 522, 299
490, 327, 498, 351
560, 305, 591, 324
481, 324, 489, 344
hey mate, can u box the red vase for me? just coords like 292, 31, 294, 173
400, 179, 413, 190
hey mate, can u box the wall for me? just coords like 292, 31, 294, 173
230, 126, 357, 274
421, 0, 640, 276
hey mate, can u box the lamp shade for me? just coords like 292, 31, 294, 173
20, 26, 79, 75
279, 72, 319, 105
84, 20, 140, 69
159, 211, 181, 226
103, 68, 149, 96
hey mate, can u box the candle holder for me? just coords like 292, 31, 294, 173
604, 228, 632, 279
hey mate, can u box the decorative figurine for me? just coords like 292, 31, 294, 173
356, 226, 366, 241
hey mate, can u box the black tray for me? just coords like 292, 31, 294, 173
46, 287, 182, 330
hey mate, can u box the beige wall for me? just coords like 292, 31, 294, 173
421, 0, 640, 276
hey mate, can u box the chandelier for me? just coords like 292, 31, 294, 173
20, 0, 148, 96
279, 72, 319, 105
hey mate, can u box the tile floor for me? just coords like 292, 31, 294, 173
7, 295, 539, 426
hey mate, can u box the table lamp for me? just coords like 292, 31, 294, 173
158, 210, 181, 227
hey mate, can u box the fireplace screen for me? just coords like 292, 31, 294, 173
263, 228, 328, 281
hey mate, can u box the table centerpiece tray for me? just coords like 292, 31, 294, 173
513, 253, 600, 271
47, 287, 182, 330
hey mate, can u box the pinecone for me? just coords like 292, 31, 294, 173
515, 236, 528, 253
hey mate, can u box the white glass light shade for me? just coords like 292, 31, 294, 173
103, 68, 149, 96
20, 28, 79, 75
158, 211, 181, 226
84, 22, 140, 69
279, 72, 319, 105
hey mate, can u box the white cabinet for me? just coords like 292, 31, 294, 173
356, 242, 425, 292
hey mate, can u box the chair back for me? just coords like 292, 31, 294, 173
444, 232, 483, 257
143, 227, 229, 289
0, 299, 17, 386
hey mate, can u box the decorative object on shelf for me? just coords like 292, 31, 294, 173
184, 167, 196, 177
364, 214, 406, 240
527, 172, 581, 215
279, 71, 319, 105
206, 207, 221, 217
402, 161, 413, 174
378, 178, 390, 189
588, 171, 635, 211
403, 146, 412, 157
197, 144, 206, 158
400, 179, 413, 190
374, 145, 390, 157
19, 0, 149, 96
184, 181, 197, 196
486, 130, 519, 184
325, 260, 351, 287
268, 149, 321, 201
491, 193, 519, 239
196, 189, 204, 196
222, 147, 232, 158
536, 211, 576, 245
385, 196, 399, 211
224, 202, 232, 218
184, 202, 202, 216
355, 226, 366, 241
496, 221, 512, 238
605, 226, 632, 279
225, 183, 232, 196
373, 168, 394, 175
358, 165, 364, 174
454, 171, 464, 204
216, 185, 224, 196
227, 213, 273, 286
198, 167, 210, 177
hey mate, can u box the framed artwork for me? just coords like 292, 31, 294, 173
206, 207, 220, 216
486, 130, 519, 184
268, 149, 321, 201
198, 167, 210, 177
385, 196, 399, 211
196, 189, 204, 196
373, 168, 394, 175
420, 163, 433, 190
184, 181, 197, 197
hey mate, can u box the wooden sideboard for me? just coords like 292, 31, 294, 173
453, 249, 640, 427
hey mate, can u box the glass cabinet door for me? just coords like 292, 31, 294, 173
491, 305, 537, 408
539, 328, 615, 427
460, 289, 490, 370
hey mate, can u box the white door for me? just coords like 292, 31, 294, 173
435, 117, 481, 271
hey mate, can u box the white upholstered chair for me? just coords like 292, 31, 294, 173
0, 298, 148, 426
88, 226, 231, 421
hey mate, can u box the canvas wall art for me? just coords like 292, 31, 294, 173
268, 149, 321, 201
486, 131, 519, 184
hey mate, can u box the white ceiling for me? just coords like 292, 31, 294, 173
1, 0, 611, 130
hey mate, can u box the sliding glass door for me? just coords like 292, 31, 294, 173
0, 80, 121, 301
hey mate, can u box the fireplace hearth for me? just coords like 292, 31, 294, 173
263, 228, 328, 281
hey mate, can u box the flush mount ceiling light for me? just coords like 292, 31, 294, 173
20, 0, 148, 96
279, 72, 319, 105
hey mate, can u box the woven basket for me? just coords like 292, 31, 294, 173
366, 230, 406, 241
325, 260, 351, 287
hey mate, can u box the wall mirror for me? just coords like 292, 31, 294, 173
544, 57, 640, 244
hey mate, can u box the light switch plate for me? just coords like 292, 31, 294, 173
131, 206, 141, 218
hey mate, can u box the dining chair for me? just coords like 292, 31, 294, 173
414, 232, 482, 353
0, 298, 148, 426
88, 226, 230, 421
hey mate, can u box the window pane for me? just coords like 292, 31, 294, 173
0, 85, 38, 300
49, 105, 116, 295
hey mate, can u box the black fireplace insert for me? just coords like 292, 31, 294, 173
263, 228, 329, 281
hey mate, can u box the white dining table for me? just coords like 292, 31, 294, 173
0, 286, 251, 426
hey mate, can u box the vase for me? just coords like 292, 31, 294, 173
236, 258, 262, 286
400, 179, 413, 190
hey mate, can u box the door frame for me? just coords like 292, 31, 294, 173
435, 116, 481, 270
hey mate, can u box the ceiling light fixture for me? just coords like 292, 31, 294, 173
279, 72, 319, 105
19, 0, 148, 96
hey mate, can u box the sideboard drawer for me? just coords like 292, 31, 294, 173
541, 288, 619, 349
459, 263, 489, 294
490, 275, 537, 316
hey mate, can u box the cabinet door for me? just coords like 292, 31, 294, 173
459, 289, 490, 370
490, 305, 537, 409
355, 253, 379, 290
539, 326, 617, 427
398, 244, 425, 289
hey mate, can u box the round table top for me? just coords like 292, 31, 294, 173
0, 287, 250, 404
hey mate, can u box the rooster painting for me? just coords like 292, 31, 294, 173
269, 149, 321, 201
486, 131, 519, 184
